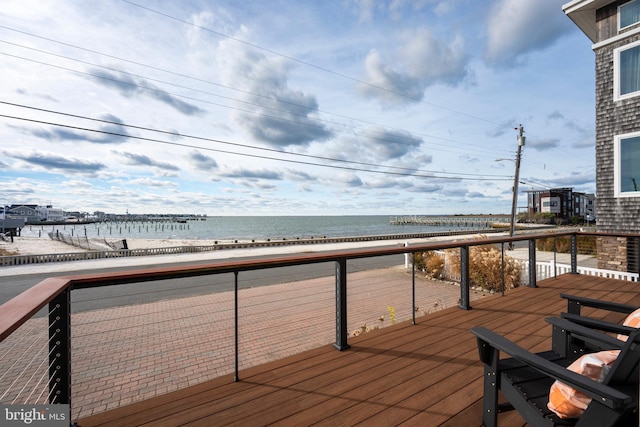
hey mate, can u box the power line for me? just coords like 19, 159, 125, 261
0, 32, 515, 159
0, 45, 523, 175
0, 112, 512, 182
2, 101, 510, 178
122, 0, 509, 128
1, 6, 590, 180
1, 49, 516, 163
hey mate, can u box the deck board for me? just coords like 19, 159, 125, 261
78, 274, 640, 426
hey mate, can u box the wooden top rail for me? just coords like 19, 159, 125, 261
0, 276, 69, 341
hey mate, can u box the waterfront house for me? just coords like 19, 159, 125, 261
7, 204, 39, 223
564, 0, 640, 272
6, 204, 66, 223
35, 205, 65, 222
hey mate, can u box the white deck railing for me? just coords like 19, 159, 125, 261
428, 251, 639, 284
533, 260, 639, 282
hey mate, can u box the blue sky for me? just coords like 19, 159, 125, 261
0, 0, 595, 216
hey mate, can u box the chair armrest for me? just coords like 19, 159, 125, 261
560, 313, 635, 339
470, 326, 632, 410
549, 316, 625, 354
561, 294, 636, 315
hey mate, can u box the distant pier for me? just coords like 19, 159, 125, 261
389, 215, 510, 228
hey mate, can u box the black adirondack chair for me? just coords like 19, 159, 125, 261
561, 294, 637, 318
558, 294, 638, 353
471, 317, 639, 427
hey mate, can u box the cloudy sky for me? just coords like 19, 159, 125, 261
0, 0, 595, 216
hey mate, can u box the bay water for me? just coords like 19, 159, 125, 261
22, 215, 508, 242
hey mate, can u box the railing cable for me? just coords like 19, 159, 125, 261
20, 347, 56, 404
1, 330, 52, 403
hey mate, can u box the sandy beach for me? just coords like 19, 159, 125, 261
0, 235, 233, 255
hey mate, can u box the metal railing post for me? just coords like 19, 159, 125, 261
412, 253, 416, 325
553, 237, 558, 279
333, 258, 350, 351
500, 242, 505, 296
636, 237, 640, 274
528, 239, 537, 288
459, 245, 471, 310
571, 234, 578, 274
234, 271, 239, 382
49, 288, 71, 406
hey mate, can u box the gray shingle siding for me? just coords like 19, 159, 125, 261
595, 32, 640, 233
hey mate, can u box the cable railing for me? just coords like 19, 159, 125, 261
0, 230, 638, 423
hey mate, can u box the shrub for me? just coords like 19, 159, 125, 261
414, 251, 445, 279
570, 215, 584, 225
444, 239, 521, 292
426, 254, 445, 279
415, 238, 522, 292
414, 251, 426, 270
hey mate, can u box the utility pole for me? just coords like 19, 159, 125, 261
509, 125, 525, 249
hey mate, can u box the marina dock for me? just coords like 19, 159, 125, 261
389, 215, 510, 228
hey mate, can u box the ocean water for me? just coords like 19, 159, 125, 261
21, 215, 508, 242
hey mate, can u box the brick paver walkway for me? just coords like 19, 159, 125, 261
0, 265, 491, 420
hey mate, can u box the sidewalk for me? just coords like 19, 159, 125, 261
0, 264, 491, 421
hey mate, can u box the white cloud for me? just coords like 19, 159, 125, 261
217, 28, 333, 147
485, 0, 571, 66
350, 0, 378, 22
359, 29, 469, 106
0, 0, 596, 215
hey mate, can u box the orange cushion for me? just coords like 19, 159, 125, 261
547, 350, 619, 419
617, 308, 640, 341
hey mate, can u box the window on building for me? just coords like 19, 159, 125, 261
620, 0, 640, 30
614, 132, 640, 197
614, 40, 640, 100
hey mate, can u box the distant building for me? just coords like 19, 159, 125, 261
6, 204, 66, 223
576, 192, 596, 221
525, 188, 595, 221
7, 204, 39, 223
36, 205, 65, 222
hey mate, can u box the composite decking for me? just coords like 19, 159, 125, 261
78, 274, 640, 426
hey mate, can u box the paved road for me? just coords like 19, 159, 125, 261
2, 253, 405, 314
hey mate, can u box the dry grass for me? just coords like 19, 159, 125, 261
414, 251, 446, 279
536, 235, 597, 254
0, 247, 18, 256
415, 237, 522, 292
447, 244, 521, 291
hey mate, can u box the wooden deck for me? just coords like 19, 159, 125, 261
78, 274, 640, 427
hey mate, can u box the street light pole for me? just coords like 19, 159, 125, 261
509, 125, 525, 248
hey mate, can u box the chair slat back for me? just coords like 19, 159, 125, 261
605, 329, 640, 385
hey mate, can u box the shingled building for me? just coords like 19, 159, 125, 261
564, 0, 640, 271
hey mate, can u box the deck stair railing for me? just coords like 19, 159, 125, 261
0, 230, 638, 423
